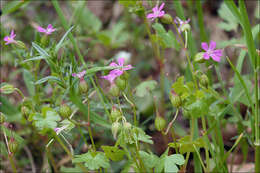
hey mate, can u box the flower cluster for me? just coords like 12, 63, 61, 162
102, 58, 133, 84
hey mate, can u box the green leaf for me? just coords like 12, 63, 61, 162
164, 154, 185, 173
101, 145, 125, 161
32, 42, 50, 58
152, 23, 180, 50
23, 56, 46, 63
86, 66, 117, 75
73, 151, 110, 170
60, 119, 75, 133
32, 107, 61, 134
133, 127, 153, 144
23, 69, 35, 96
34, 76, 62, 85
186, 98, 209, 118
2, 0, 29, 15
139, 151, 159, 169
217, 3, 239, 31
154, 148, 169, 173
55, 26, 75, 53
171, 76, 189, 95
60, 166, 82, 173
135, 80, 157, 97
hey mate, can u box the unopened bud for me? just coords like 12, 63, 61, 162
155, 116, 166, 131
170, 93, 182, 108
110, 106, 121, 122
0, 112, 5, 124
111, 122, 121, 139
115, 77, 126, 91
121, 72, 129, 80
21, 106, 30, 119
9, 138, 18, 154
180, 23, 191, 32
59, 104, 72, 118
15, 41, 27, 49
200, 74, 209, 88
79, 80, 88, 94
109, 84, 120, 97
194, 52, 206, 63
160, 14, 173, 24
0, 84, 15, 94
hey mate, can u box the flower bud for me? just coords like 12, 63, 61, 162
111, 122, 121, 139
109, 84, 120, 97
79, 80, 88, 94
115, 77, 126, 91
170, 94, 182, 108
121, 71, 129, 80
160, 14, 173, 24
21, 106, 30, 119
40, 35, 48, 46
59, 104, 72, 118
0, 84, 15, 94
9, 138, 18, 154
200, 74, 209, 88
155, 116, 166, 131
180, 23, 191, 32
194, 52, 206, 63
0, 112, 6, 124
15, 41, 27, 49
110, 106, 121, 122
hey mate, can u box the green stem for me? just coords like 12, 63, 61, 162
8, 153, 17, 173
201, 116, 210, 173
122, 92, 137, 126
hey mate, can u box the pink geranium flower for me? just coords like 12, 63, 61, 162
72, 70, 86, 81
37, 24, 56, 35
102, 58, 133, 84
201, 41, 223, 62
3, 30, 16, 45
174, 17, 190, 33
146, 3, 165, 20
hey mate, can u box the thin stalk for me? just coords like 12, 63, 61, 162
193, 144, 207, 172
122, 92, 137, 126
46, 147, 58, 173
201, 116, 210, 173
8, 153, 17, 173
87, 100, 96, 152
163, 109, 179, 135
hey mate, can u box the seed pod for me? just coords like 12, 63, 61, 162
155, 116, 166, 131
0, 84, 15, 94
121, 71, 129, 80
180, 23, 191, 32
194, 52, 206, 63
21, 106, 30, 119
200, 74, 209, 88
160, 14, 173, 24
109, 84, 120, 97
9, 138, 18, 154
59, 104, 72, 118
0, 112, 5, 124
170, 94, 182, 108
79, 80, 88, 94
115, 77, 126, 91
110, 106, 121, 122
111, 122, 121, 139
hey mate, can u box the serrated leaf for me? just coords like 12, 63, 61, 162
135, 80, 157, 97
73, 151, 110, 170
164, 154, 185, 173
154, 148, 169, 173
171, 76, 189, 95
101, 146, 125, 161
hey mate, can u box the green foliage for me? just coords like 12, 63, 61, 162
164, 154, 185, 172
73, 151, 110, 170
152, 23, 180, 50
135, 80, 157, 97
31, 107, 61, 134
101, 145, 125, 161
218, 3, 239, 31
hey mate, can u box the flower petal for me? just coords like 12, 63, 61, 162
109, 62, 118, 67
37, 26, 46, 33
47, 24, 53, 30
158, 11, 165, 17
209, 41, 216, 50
203, 53, 210, 59
123, 65, 133, 71
152, 5, 158, 13
159, 3, 165, 11
201, 42, 209, 51
213, 49, 223, 57
147, 13, 155, 19
210, 54, 221, 62
117, 58, 125, 66
110, 69, 123, 77
3, 36, 9, 42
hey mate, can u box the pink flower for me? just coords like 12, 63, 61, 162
201, 41, 223, 62
72, 70, 86, 81
146, 3, 165, 20
37, 24, 56, 35
3, 30, 16, 45
174, 17, 190, 33
102, 58, 133, 84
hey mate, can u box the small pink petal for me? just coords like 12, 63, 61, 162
72, 73, 77, 77
110, 69, 123, 77
203, 53, 210, 59
158, 11, 165, 17
117, 58, 125, 66
3, 36, 9, 42
37, 26, 46, 33
109, 62, 118, 67
159, 3, 165, 11
152, 5, 158, 13
201, 42, 209, 51
47, 24, 53, 30
209, 41, 216, 50
210, 54, 221, 62
213, 49, 223, 56
123, 65, 133, 71
147, 13, 155, 19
